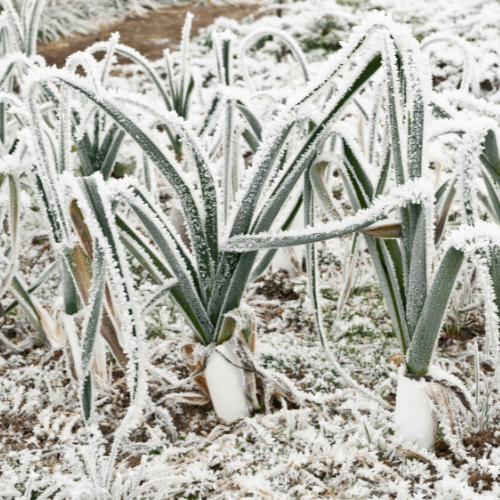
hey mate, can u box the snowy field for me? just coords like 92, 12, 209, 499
2, 0, 500, 498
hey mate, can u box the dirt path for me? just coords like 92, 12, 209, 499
37, 2, 261, 67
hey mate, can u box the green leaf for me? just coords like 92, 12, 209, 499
4, 261, 58, 314
142, 279, 178, 313
249, 194, 303, 282
341, 138, 373, 208
100, 129, 125, 180
374, 139, 391, 197
365, 236, 409, 353
225, 187, 407, 252
124, 187, 214, 344
482, 129, 500, 183
252, 53, 382, 237
242, 129, 259, 154
309, 160, 341, 221
406, 204, 428, 337
482, 171, 500, 223
435, 183, 456, 245
407, 246, 464, 375
80, 239, 106, 422
487, 245, 500, 337
236, 102, 263, 142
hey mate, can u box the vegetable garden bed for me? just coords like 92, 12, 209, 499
2, 0, 500, 498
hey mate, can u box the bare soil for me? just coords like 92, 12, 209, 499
37, 2, 260, 68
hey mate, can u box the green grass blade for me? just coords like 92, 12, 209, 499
374, 137, 391, 197
482, 129, 500, 182
115, 214, 172, 283
95, 123, 118, 168
0, 102, 4, 146
198, 91, 221, 138
10, 275, 40, 323
435, 182, 456, 245
2, 0, 24, 53
365, 236, 409, 354
368, 80, 382, 165
406, 54, 425, 180
341, 137, 373, 207
434, 179, 450, 205
223, 98, 235, 225
126, 186, 202, 294
478, 191, 496, 222
60, 249, 81, 315
26, 0, 46, 57
242, 129, 259, 154
487, 245, 500, 339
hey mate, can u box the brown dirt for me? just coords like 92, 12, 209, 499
438, 312, 485, 350
253, 270, 300, 302
37, 2, 260, 68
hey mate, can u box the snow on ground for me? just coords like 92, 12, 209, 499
2, 0, 500, 498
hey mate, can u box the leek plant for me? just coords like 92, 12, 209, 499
10, 11, 405, 424
0, 0, 46, 58
3, 4, 500, 452
224, 15, 500, 446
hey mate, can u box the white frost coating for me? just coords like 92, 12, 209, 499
205, 344, 249, 423
446, 220, 500, 255
224, 177, 433, 250
421, 34, 478, 94
0, 91, 27, 117
446, 222, 500, 388
239, 27, 310, 92
100, 31, 119, 86
443, 89, 500, 122
394, 367, 436, 449
63, 51, 103, 95
179, 12, 193, 105
455, 117, 497, 225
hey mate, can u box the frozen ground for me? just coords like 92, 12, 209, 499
2, 0, 500, 498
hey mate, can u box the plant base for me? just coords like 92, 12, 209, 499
205, 344, 249, 423
394, 367, 436, 449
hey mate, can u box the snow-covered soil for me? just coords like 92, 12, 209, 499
2, 0, 500, 498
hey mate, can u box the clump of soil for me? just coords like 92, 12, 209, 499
464, 427, 500, 459
438, 312, 485, 349
253, 270, 300, 301
428, 427, 500, 493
